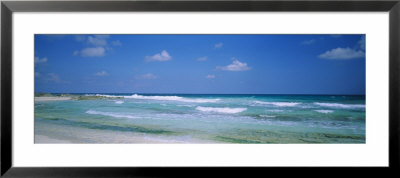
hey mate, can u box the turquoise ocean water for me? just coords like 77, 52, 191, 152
34, 94, 365, 143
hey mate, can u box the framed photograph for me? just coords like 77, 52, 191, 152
1, 0, 399, 177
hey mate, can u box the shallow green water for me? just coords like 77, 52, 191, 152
35, 94, 365, 143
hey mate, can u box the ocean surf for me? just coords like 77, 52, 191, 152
35, 94, 366, 144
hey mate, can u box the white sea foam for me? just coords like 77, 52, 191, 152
177, 104, 195, 107
86, 94, 119, 98
115, 101, 124, 104
254, 101, 300, 107
96, 94, 116, 97
266, 109, 284, 112
260, 115, 276, 118
86, 110, 138, 119
196, 106, 247, 114
314, 102, 365, 109
124, 94, 220, 103
314, 110, 334, 114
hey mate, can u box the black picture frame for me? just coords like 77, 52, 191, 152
1, 0, 399, 177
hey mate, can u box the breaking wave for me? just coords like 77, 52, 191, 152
314, 102, 365, 109
254, 101, 301, 107
196, 106, 247, 114
124, 94, 220, 103
115, 101, 124, 104
86, 110, 138, 119
314, 110, 334, 114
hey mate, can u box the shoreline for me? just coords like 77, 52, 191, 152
35, 96, 72, 101
34, 133, 218, 144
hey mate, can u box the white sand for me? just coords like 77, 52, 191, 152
35, 135, 72, 143
35, 132, 215, 144
35, 122, 218, 144
35, 97, 71, 101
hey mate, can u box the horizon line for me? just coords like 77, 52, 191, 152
34, 92, 366, 96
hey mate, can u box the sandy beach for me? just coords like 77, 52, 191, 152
35, 123, 217, 144
35, 96, 71, 101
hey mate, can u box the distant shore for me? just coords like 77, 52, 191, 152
35, 96, 71, 101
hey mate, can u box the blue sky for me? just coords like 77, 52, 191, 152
35, 34, 365, 94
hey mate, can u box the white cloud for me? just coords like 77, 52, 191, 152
75, 35, 86, 42
358, 35, 366, 50
330, 35, 342, 38
73, 50, 80, 56
44, 73, 70, 83
145, 50, 172, 62
214, 43, 223, 49
206, 74, 215, 79
86, 35, 110, 46
34, 57, 48, 63
301, 39, 316, 45
95, 35, 110, 38
95, 70, 109, 76
47, 73, 60, 81
217, 59, 251, 71
79, 47, 106, 57
73, 35, 121, 57
136, 73, 157, 79
318, 47, 365, 60
111, 40, 122, 46
45, 73, 66, 83
197, 56, 207, 61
